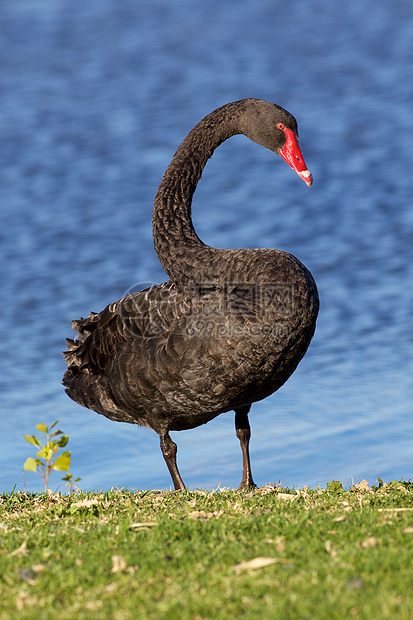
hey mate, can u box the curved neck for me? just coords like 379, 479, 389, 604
153, 102, 245, 288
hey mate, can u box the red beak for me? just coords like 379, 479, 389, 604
279, 127, 313, 187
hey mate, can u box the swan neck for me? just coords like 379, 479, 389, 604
153, 104, 241, 287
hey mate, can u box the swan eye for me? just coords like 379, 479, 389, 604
277, 123, 285, 131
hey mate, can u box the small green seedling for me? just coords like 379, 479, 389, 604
61, 472, 82, 493
23, 420, 81, 492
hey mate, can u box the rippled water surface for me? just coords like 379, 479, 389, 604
1, 0, 412, 492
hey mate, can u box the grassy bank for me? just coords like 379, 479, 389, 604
1, 480, 412, 619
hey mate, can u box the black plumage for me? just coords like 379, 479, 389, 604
63, 99, 319, 490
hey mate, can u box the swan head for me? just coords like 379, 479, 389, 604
239, 99, 313, 187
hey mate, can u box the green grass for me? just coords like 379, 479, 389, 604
1, 481, 413, 619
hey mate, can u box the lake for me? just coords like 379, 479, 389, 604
1, 0, 412, 493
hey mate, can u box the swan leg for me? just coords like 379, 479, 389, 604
235, 406, 257, 490
160, 432, 186, 491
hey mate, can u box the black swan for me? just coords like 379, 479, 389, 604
63, 99, 319, 490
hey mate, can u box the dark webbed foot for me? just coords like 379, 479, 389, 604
160, 432, 186, 491
235, 406, 257, 490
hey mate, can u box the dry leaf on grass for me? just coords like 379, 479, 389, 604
378, 507, 413, 512
353, 479, 371, 491
276, 493, 297, 501
257, 484, 282, 495
187, 510, 224, 520
402, 526, 413, 534
361, 536, 378, 548
10, 540, 28, 557
395, 485, 411, 494
129, 522, 157, 530
263, 537, 285, 552
71, 498, 99, 509
151, 490, 181, 503
232, 557, 291, 571
325, 540, 338, 558
111, 555, 128, 573
85, 601, 103, 611
333, 515, 347, 522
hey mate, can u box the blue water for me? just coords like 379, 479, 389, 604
1, 0, 412, 493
